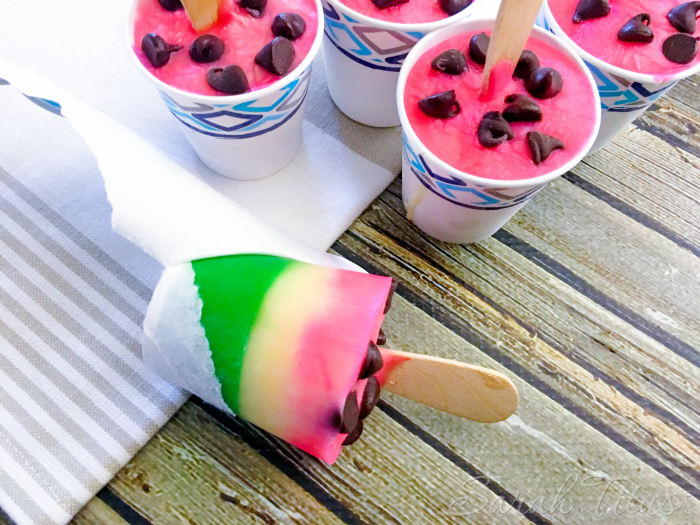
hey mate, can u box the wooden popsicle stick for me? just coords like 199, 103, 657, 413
481, 0, 543, 94
377, 348, 518, 423
181, 0, 221, 31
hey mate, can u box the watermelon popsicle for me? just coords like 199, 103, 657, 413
143, 254, 395, 464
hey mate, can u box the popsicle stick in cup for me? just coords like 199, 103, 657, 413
181, 0, 221, 31
481, 0, 544, 96
376, 348, 518, 423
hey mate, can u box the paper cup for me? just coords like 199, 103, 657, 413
537, 2, 700, 154
321, 0, 477, 127
126, 0, 324, 180
397, 19, 601, 244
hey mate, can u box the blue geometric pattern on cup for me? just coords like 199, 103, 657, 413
322, 0, 426, 72
536, 10, 677, 114
159, 67, 311, 139
402, 132, 545, 210
0, 77, 64, 116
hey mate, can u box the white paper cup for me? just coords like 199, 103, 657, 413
321, 0, 477, 127
397, 19, 601, 244
537, 2, 700, 154
126, 0, 324, 180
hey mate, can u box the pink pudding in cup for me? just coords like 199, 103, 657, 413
133, 0, 319, 95
335, 0, 472, 24
403, 31, 599, 181
549, 0, 700, 76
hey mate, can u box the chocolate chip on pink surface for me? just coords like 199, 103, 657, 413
668, 2, 700, 34
360, 377, 381, 419
513, 50, 540, 80
440, 0, 473, 16
255, 37, 295, 75
662, 33, 700, 63
141, 33, 182, 68
525, 67, 563, 99
239, 0, 267, 17
371, 0, 410, 9
272, 13, 306, 40
502, 94, 542, 122
572, 0, 610, 24
418, 90, 461, 119
206, 65, 250, 94
527, 132, 564, 165
478, 111, 514, 148
431, 49, 468, 75
618, 14, 654, 44
158, 0, 183, 11
342, 419, 363, 445
359, 343, 384, 379
469, 32, 490, 65
189, 35, 225, 63
338, 392, 360, 434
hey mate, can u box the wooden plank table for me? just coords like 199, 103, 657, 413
56, 73, 700, 524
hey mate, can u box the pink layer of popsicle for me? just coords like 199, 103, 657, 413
550, 0, 700, 76
336, 0, 450, 24
133, 0, 318, 95
288, 271, 392, 464
404, 31, 598, 181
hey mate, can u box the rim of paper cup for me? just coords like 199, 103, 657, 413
396, 18, 602, 189
541, 1, 700, 84
322, 0, 476, 33
125, 0, 325, 103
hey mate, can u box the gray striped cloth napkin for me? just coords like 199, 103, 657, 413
0, 3, 402, 523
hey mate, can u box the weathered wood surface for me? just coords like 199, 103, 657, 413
71, 74, 700, 524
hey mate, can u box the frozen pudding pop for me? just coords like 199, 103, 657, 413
320, 0, 476, 127
539, 1, 700, 151
398, 14, 600, 243
128, 0, 324, 180
133, 0, 319, 95
145, 254, 395, 463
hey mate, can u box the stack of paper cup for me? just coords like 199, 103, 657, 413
321, 0, 478, 127
126, 0, 324, 180
397, 19, 601, 244
537, 2, 700, 154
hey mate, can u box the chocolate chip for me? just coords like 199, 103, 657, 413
478, 111, 514, 148
440, 0, 473, 16
469, 32, 490, 65
525, 67, 563, 99
339, 391, 359, 434
618, 13, 654, 43
360, 377, 381, 419
662, 33, 700, 64
572, 0, 610, 24
342, 419, 364, 445
668, 2, 700, 34
206, 65, 249, 94
431, 49, 468, 75
239, 0, 267, 17
255, 37, 295, 76
189, 35, 224, 63
418, 90, 461, 119
376, 328, 387, 346
527, 132, 564, 165
503, 94, 542, 122
371, 0, 410, 9
158, 0, 183, 11
513, 50, 540, 80
272, 13, 306, 40
359, 343, 384, 379
141, 33, 182, 68
384, 280, 398, 314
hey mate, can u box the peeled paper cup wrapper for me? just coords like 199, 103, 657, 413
537, 2, 700, 154
126, 0, 325, 181
320, 0, 478, 127
396, 19, 602, 245
0, 58, 364, 411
